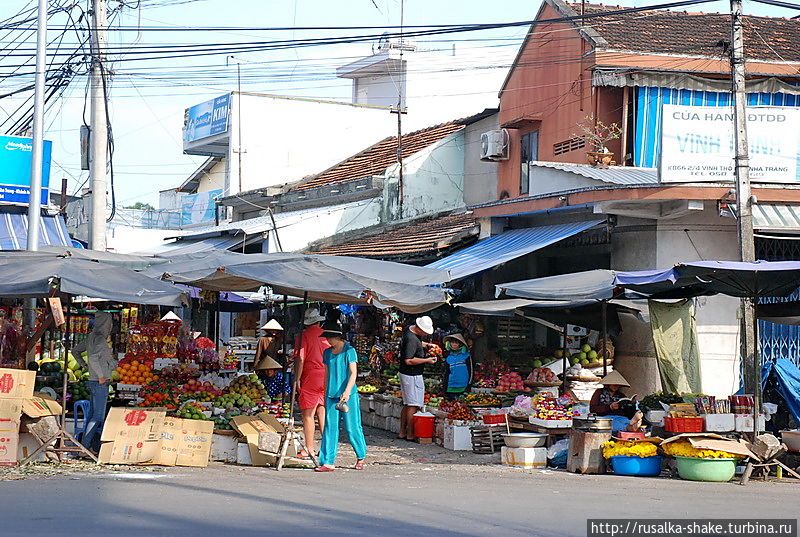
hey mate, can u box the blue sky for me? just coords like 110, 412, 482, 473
1, 0, 796, 207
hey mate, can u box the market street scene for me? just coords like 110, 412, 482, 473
2, 0, 800, 535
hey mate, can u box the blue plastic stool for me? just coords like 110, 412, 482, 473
73, 400, 92, 442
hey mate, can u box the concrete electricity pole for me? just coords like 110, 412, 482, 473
730, 0, 759, 399
89, 0, 109, 250
25, 0, 48, 254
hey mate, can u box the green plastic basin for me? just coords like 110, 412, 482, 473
675, 456, 737, 482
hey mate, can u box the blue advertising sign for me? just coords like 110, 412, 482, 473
0, 135, 51, 205
181, 189, 223, 226
183, 94, 231, 144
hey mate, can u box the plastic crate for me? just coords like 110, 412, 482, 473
664, 416, 704, 433
482, 413, 508, 425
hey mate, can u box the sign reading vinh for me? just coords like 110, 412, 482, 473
660, 104, 800, 183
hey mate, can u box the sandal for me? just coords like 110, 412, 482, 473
297, 450, 312, 460
354, 460, 365, 470
314, 466, 335, 472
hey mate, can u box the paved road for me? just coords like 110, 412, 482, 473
2, 427, 799, 537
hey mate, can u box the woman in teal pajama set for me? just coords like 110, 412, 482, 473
315, 325, 367, 472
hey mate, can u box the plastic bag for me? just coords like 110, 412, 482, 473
547, 438, 569, 459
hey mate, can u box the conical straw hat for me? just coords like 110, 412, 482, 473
599, 370, 630, 387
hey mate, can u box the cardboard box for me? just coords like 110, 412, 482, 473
17, 432, 45, 462
0, 398, 22, 466
501, 446, 547, 468
528, 417, 573, 428
0, 369, 35, 399
99, 408, 166, 465
152, 417, 214, 467
231, 413, 296, 467
22, 396, 62, 419
661, 433, 755, 459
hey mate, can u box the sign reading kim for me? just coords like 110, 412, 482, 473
660, 104, 800, 183
0, 135, 52, 205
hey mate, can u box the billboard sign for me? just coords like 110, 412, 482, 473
183, 94, 231, 145
0, 135, 51, 205
181, 189, 223, 226
661, 104, 800, 183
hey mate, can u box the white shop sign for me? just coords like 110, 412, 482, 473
660, 104, 800, 183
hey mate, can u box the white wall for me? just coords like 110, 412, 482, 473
228, 94, 397, 195
655, 209, 741, 397
265, 200, 382, 253
196, 159, 228, 194
463, 114, 500, 207
343, 45, 506, 133
384, 131, 467, 220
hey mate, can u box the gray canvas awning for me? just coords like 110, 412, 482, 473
497, 269, 619, 301
144, 251, 450, 313
0, 256, 188, 306
593, 70, 800, 96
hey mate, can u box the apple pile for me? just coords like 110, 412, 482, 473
527, 367, 558, 383
495, 372, 524, 392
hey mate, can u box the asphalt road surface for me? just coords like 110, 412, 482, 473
2, 429, 798, 537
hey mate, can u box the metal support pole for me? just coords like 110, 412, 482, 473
601, 300, 608, 378
561, 326, 568, 395
730, 0, 758, 395
24, 0, 48, 332
89, 0, 109, 250
26, 0, 47, 252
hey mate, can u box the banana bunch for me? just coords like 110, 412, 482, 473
661, 440, 738, 459
602, 440, 658, 458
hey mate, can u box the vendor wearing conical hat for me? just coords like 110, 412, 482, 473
254, 319, 285, 399
254, 319, 283, 370
590, 371, 643, 433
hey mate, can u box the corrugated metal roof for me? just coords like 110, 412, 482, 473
753, 204, 800, 231
531, 161, 659, 185
426, 220, 604, 280
171, 200, 372, 240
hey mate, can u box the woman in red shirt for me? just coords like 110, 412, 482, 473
294, 308, 330, 459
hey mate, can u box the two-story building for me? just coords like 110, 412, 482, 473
428, 0, 800, 396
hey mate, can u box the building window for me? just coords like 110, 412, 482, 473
553, 137, 585, 156
520, 131, 539, 195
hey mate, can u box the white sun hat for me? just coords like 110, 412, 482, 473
415, 316, 434, 335
303, 308, 325, 325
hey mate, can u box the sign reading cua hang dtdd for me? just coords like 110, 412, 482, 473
660, 104, 800, 184
0, 135, 52, 205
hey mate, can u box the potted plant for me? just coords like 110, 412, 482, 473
573, 116, 622, 167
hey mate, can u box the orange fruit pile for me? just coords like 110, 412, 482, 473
116, 360, 156, 385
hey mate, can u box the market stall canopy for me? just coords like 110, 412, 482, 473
456, 298, 640, 333
497, 269, 620, 301
613, 260, 800, 299
0, 256, 188, 306
426, 220, 604, 281
757, 301, 800, 325
0, 246, 155, 270
144, 251, 448, 313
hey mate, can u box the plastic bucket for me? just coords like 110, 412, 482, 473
609, 455, 663, 476
413, 412, 435, 438
675, 456, 737, 482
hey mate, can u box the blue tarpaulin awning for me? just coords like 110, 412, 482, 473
0, 212, 72, 250
426, 220, 604, 281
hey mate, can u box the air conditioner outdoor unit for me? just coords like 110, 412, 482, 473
480, 129, 509, 161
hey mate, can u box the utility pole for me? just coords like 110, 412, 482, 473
25, 0, 47, 253
395, 0, 405, 219
730, 0, 759, 405
89, 0, 109, 250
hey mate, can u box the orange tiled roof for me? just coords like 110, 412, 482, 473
295, 121, 464, 191
313, 212, 479, 260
